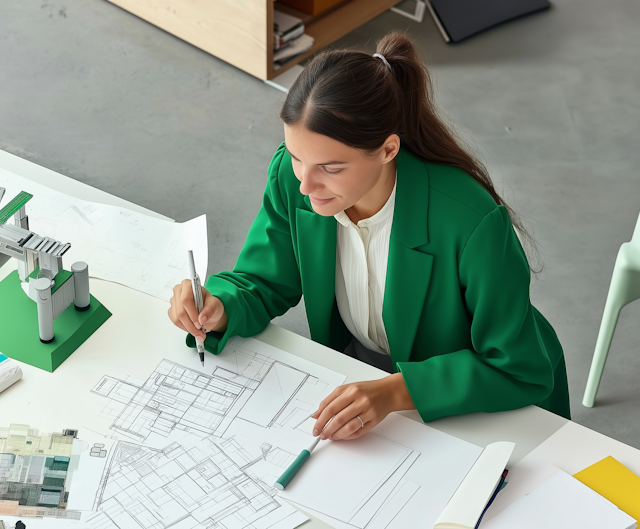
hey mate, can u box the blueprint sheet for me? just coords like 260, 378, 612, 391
2, 337, 343, 529
0, 168, 207, 301
68, 336, 347, 529
0, 337, 486, 529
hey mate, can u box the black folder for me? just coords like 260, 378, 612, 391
429, 0, 551, 43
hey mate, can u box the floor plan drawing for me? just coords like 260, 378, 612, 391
90, 338, 339, 446
81, 337, 348, 529
83, 435, 306, 529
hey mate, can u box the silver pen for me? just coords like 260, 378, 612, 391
188, 250, 205, 366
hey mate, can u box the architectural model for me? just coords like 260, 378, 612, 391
0, 187, 91, 343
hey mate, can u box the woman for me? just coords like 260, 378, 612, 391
168, 32, 570, 443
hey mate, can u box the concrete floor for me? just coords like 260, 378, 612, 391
1, 0, 639, 447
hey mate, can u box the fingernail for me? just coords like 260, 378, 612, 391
313, 429, 319, 436
321, 434, 327, 440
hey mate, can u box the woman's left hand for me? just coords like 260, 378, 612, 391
311, 373, 415, 441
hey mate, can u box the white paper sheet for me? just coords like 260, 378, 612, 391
285, 413, 484, 529
482, 470, 637, 529
349, 451, 420, 528
278, 433, 415, 523
292, 458, 421, 529
483, 421, 640, 522
66, 430, 117, 511
0, 167, 208, 301
367, 479, 421, 529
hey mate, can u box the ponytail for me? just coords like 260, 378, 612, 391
281, 31, 540, 274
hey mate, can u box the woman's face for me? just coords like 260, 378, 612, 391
283, 124, 399, 217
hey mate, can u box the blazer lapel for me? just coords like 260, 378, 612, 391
296, 198, 337, 346
383, 147, 434, 367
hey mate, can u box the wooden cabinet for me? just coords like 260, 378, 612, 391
106, 0, 402, 80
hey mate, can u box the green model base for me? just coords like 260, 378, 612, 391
0, 270, 112, 372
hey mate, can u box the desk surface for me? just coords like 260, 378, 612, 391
1, 151, 638, 528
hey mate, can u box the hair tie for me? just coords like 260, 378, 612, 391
373, 53, 392, 72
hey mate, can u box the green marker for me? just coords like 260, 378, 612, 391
274, 436, 322, 490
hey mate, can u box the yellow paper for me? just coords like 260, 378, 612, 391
574, 456, 640, 522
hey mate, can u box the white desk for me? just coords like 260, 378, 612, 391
1, 151, 638, 528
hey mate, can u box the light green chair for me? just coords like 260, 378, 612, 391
583, 211, 640, 407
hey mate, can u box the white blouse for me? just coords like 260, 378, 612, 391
334, 175, 397, 355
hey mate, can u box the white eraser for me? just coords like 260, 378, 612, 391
0, 353, 23, 394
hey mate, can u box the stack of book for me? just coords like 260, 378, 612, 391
273, 10, 314, 69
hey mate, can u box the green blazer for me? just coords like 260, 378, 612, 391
188, 142, 571, 422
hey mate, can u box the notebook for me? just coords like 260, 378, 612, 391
434, 442, 514, 529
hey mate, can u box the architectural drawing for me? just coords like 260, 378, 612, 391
0, 168, 209, 302
90, 444, 108, 458
83, 435, 303, 529
0, 424, 82, 520
91, 340, 333, 445
82, 337, 350, 529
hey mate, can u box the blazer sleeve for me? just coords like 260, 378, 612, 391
396, 205, 555, 422
186, 143, 303, 355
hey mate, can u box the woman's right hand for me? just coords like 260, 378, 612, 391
168, 279, 228, 341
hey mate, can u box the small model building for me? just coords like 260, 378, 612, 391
0, 187, 91, 343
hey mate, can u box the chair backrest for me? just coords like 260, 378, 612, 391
632, 210, 640, 245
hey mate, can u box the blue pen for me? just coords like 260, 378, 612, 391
474, 469, 508, 529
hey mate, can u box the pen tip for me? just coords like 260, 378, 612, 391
201, 361, 204, 366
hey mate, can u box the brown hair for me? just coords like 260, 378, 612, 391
280, 31, 540, 274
